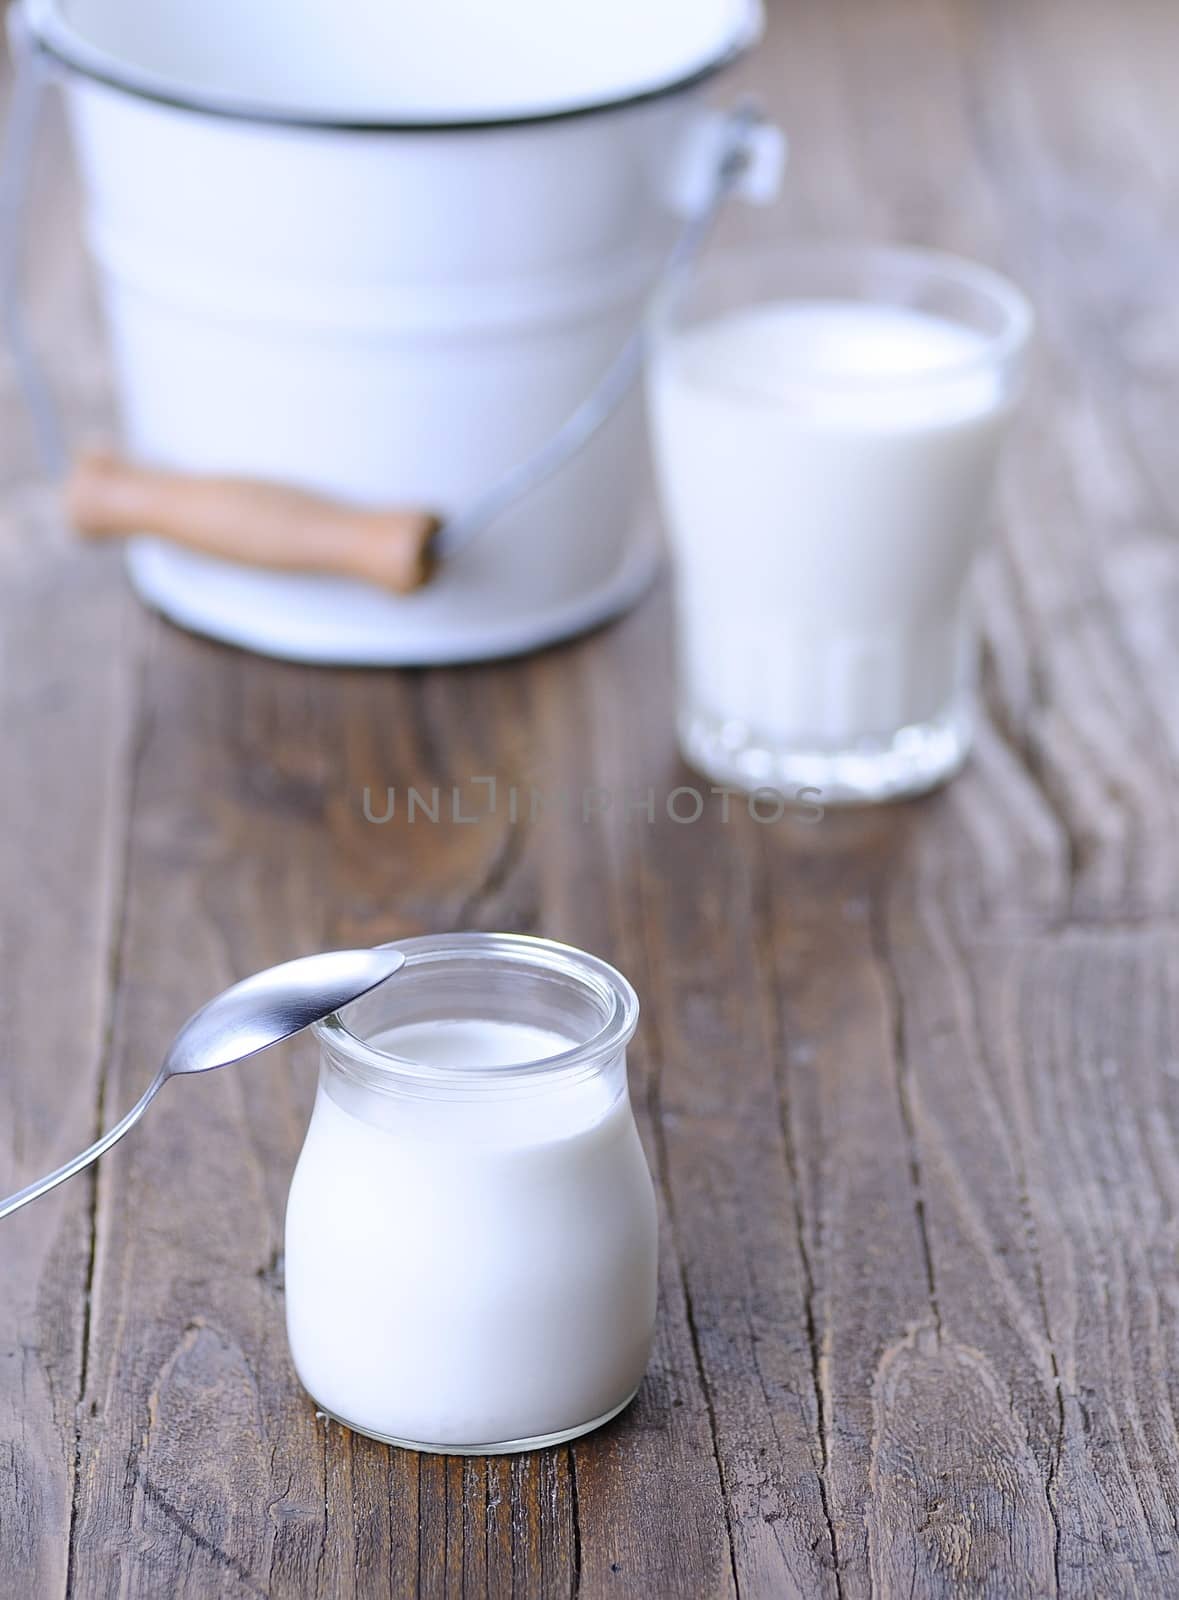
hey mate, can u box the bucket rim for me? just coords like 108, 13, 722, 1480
23, 0, 762, 133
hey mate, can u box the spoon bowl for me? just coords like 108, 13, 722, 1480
163, 948, 406, 1076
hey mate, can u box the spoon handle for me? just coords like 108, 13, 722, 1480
0, 1071, 167, 1222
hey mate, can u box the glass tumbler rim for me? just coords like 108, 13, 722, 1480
651, 237, 1034, 402
313, 931, 640, 1094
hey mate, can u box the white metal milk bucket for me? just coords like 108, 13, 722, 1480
5, 0, 775, 664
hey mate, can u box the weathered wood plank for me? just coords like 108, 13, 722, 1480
0, 70, 139, 1600
575, 599, 840, 1600
527, 622, 748, 1600
0, 497, 138, 1598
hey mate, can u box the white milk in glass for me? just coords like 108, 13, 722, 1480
285, 943, 656, 1454
649, 270, 1027, 802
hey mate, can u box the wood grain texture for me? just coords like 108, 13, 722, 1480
3, 1, 1179, 1595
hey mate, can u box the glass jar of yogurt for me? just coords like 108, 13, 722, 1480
285, 932, 656, 1455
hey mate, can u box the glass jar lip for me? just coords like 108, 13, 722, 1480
650, 239, 1035, 402
312, 931, 640, 1085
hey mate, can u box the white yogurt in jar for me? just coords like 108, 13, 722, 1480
285, 1006, 657, 1453
649, 298, 1014, 761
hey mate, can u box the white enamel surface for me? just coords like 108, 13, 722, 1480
60, 79, 698, 660
33, 0, 760, 121
123, 524, 662, 667
284, 1019, 658, 1449
649, 300, 1013, 747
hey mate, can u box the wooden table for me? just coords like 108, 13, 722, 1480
3, 1, 1178, 1594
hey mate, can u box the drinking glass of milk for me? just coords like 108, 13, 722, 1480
285, 932, 657, 1454
647, 243, 1032, 804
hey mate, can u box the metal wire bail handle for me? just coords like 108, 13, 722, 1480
434, 101, 785, 558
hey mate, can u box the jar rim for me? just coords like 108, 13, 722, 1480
312, 932, 639, 1087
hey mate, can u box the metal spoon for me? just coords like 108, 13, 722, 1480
0, 947, 406, 1222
